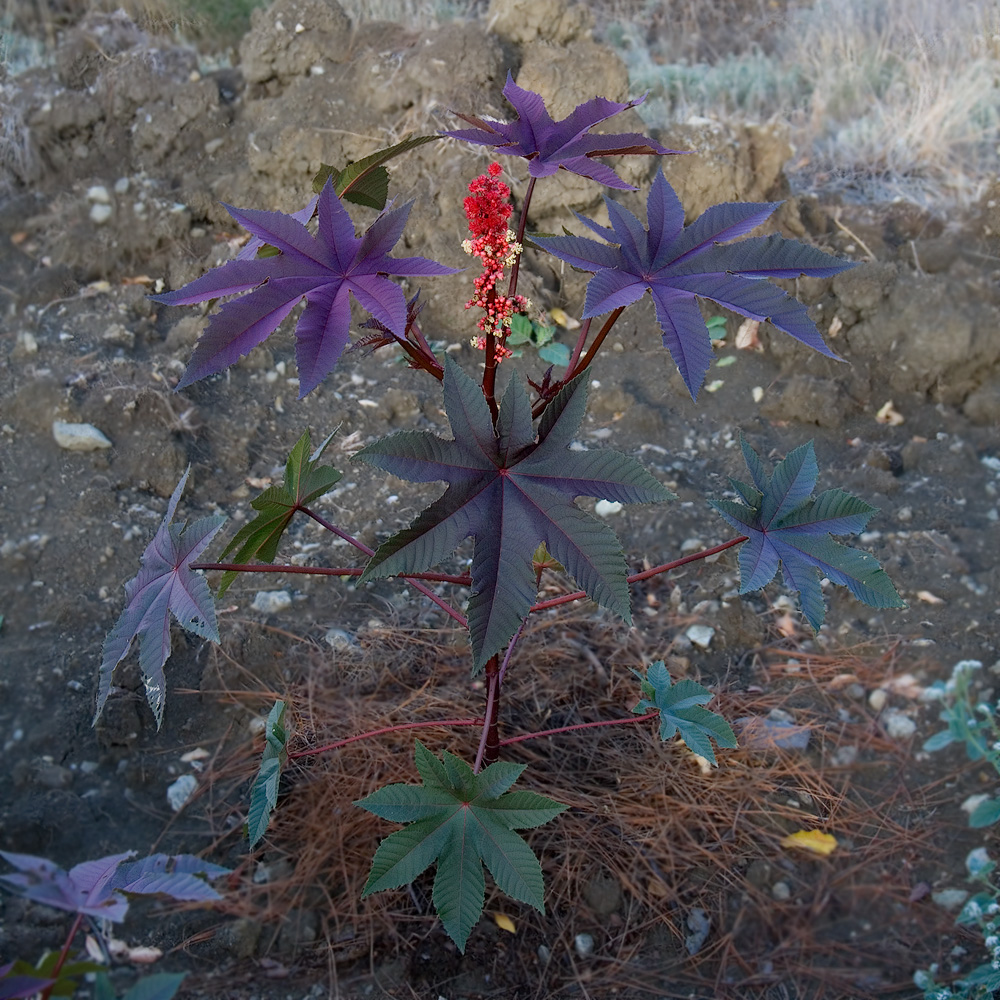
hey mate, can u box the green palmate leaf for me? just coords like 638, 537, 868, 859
312, 135, 442, 209
632, 660, 737, 766
356, 741, 566, 952
969, 797, 1000, 829
709, 435, 905, 630
538, 342, 570, 367
354, 357, 673, 670
246, 700, 289, 848
217, 430, 341, 596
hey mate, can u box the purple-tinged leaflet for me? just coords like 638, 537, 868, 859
151, 180, 459, 397
444, 71, 686, 190
533, 169, 858, 398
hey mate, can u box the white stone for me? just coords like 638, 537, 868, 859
686, 624, 715, 649
932, 888, 969, 911
52, 420, 112, 451
594, 499, 622, 517
251, 590, 292, 614
771, 881, 791, 901
86, 185, 110, 203
573, 933, 594, 957
166, 774, 197, 812
868, 688, 888, 711
114, 177, 130, 194
90, 203, 113, 224
882, 707, 916, 739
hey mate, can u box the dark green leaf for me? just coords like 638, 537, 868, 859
312, 135, 442, 209
632, 661, 737, 766
356, 741, 566, 952
709, 435, 905, 630
246, 700, 289, 848
120, 973, 188, 1000
354, 358, 673, 669
218, 431, 341, 596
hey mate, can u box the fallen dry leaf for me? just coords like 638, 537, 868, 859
494, 912, 516, 934
780, 829, 838, 857
549, 307, 580, 330
827, 315, 843, 338
735, 318, 762, 350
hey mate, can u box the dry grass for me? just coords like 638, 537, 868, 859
599, 0, 1000, 208
193, 608, 966, 999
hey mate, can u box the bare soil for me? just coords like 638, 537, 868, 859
1, 1, 999, 997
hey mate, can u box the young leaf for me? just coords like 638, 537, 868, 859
354, 357, 674, 670
632, 660, 737, 766
355, 741, 566, 952
532, 169, 857, 398
313, 134, 442, 209
97, 467, 225, 729
709, 436, 905, 630
445, 71, 685, 190
150, 179, 459, 397
246, 700, 289, 848
217, 432, 341, 595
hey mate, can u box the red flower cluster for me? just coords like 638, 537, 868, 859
462, 162, 525, 356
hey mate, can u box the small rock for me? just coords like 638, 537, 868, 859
324, 627, 356, 651
86, 185, 110, 203
868, 688, 888, 711
166, 774, 197, 812
685, 908, 710, 955
35, 763, 73, 789
931, 888, 969, 911
771, 881, 791, 901
573, 932, 594, 957
90, 203, 113, 224
686, 625, 714, 649
594, 500, 623, 517
15, 331, 38, 355
103, 323, 135, 348
217, 917, 262, 959
52, 420, 112, 451
882, 708, 916, 739
251, 590, 292, 614
831, 745, 859, 767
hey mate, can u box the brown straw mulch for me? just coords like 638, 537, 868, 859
189, 607, 968, 999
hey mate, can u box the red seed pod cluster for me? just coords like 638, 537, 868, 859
462, 162, 525, 356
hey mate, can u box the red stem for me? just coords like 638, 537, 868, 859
499, 710, 659, 747
40, 912, 83, 1000
568, 306, 625, 379
529, 536, 749, 613
192, 563, 471, 586
564, 316, 593, 377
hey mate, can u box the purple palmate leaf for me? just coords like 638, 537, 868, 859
444, 71, 686, 190
355, 358, 674, 669
709, 437, 905, 629
151, 181, 459, 397
0, 964, 58, 1000
533, 168, 858, 398
0, 851, 229, 923
97, 467, 225, 729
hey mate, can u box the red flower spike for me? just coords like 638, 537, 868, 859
462, 164, 522, 350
